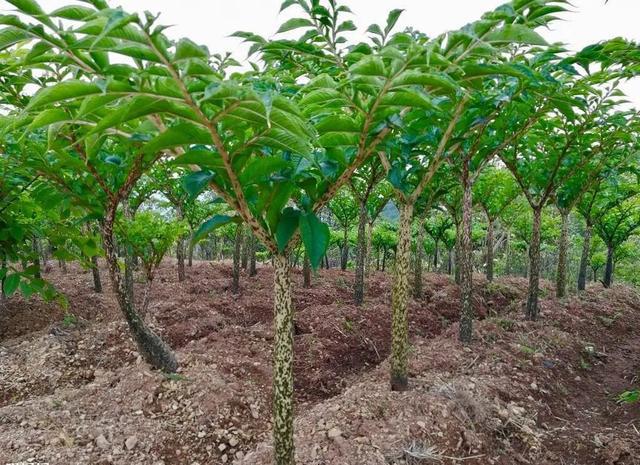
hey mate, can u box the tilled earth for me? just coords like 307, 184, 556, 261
0, 261, 638, 465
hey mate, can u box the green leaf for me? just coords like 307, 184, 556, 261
350, 56, 386, 77
380, 90, 435, 110
6, 0, 46, 17
50, 5, 96, 20
462, 63, 528, 80
279, 0, 298, 12
275, 207, 300, 252
337, 20, 357, 33
366, 24, 383, 36
256, 129, 311, 156
0, 27, 31, 50
28, 108, 70, 129
392, 71, 459, 94
276, 18, 313, 34
143, 122, 212, 154
299, 211, 329, 270
527, 5, 567, 22
174, 38, 208, 60
192, 215, 239, 244
485, 24, 547, 46
239, 156, 289, 184
385, 9, 404, 35
3, 273, 20, 296
182, 170, 214, 199
299, 88, 348, 110
91, 8, 139, 48
27, 81, 103, 109
171, 149, 223, 170
90, 95, 199, 134
315, 115, 360, 134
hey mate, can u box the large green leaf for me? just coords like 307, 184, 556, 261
182, 170, 214, 199
256, 129, 311, 156
485, 24, 547, 46
192, 215, 239, 244
318, 131, 360, 148
143, 122, 212, 154
462, 63, 529, 80
276, 18, 312, 34
392, 71, 459, 94
50, 5, 96, 20
174, 38, 208, 60
299, 88, 348, 111
385, 9, 404, 34
380, 90, 435, 110
28, 108, 70, 129
0, 27, 31, 50
2, 272, 20, 296
90, 95, 200, 134
275, 207, 300, 252
171, 149, 223, 170
239, 156, 289, 184
315, 115, 360, 134
27, 81, 104, 109
350, 56, 387, 77
299, 211, 329, 270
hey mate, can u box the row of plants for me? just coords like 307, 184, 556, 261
0, 0, 638, 463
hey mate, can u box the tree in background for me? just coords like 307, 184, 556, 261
329, 189, 359, 271
473, 167, 520, 282
591, 182, 640, 287
118, 211, 186, 310
350, 159, 385, 304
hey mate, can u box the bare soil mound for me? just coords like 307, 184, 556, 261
0, 261, 637, 465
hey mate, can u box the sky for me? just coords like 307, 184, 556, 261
22, 1, 640, 105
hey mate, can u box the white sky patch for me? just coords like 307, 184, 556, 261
24, 1, 640, 105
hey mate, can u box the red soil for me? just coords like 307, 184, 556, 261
0, 260, 637, 465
